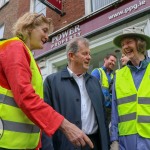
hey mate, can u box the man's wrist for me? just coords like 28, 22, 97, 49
59, 118, 69, 132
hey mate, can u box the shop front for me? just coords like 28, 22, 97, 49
34, 0, 150, 80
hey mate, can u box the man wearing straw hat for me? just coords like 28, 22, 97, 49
110, 26, 150, 150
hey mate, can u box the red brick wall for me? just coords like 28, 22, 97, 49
17, 0, 30, 18
46, 0, 85, 31
0, 0, 30, 39
0, 0, 85, 38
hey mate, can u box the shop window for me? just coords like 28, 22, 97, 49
30, 0, 46, 15
85, 0, 120, 15
92, 0, 119, 11
0, 24, 4, 39
0, 0, 9, 9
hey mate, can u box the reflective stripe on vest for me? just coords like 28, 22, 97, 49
98, 68, 113, 89
119, 112, 136, 122
0, 94, 18, 107
115, 64, 150, 138
0, 37, 43, 149
117, 94, 136, 105
3, 119, 39, 133
0, 94, 40, 133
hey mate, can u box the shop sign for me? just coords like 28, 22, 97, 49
34, 0, 150, 58
51, 25, 81, 49
39, 0, 63, 15
108, 0, 146, 20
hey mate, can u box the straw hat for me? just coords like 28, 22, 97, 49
113, 27, 150, 50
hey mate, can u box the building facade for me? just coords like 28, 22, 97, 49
1, 0, 150, 80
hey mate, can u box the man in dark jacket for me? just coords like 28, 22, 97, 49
41, 37, 109, 150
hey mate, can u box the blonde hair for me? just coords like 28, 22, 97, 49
12, 12, 53, 42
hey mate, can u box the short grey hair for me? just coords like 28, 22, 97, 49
66, 37, 89, 61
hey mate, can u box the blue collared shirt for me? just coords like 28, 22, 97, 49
91, 66, 113, 107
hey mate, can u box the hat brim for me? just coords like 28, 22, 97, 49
113, 33, 150, 50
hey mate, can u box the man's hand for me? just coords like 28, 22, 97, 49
59, 119, 94, 149
110, 141, 119, 150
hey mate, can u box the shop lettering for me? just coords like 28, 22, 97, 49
108, 0, 146, 20
51, 25, 81, 49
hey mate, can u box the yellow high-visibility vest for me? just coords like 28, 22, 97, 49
115, 64, 150, 138
0, 37, 43, 149
98, 68, 113, 89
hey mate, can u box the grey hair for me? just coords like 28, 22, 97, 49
66, 37, 89, 61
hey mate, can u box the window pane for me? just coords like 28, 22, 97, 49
91, 0, 118, 12
0, 0, 9, 8
34, 0, 46, 15
0, 0, 4, 7
0, 24, 4, 39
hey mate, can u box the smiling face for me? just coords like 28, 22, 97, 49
12, 12, 53, 50
104, 55, 116, 71
27, 23, 49, 50
120, 53, 129, 66
68, 41, 91, 74
121, 37, 139, 61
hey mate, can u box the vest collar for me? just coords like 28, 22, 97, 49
101, 66, 113, 75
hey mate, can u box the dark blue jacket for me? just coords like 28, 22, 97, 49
41, 68, 109, 150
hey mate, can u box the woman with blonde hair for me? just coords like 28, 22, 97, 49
0, 12, 93, 150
